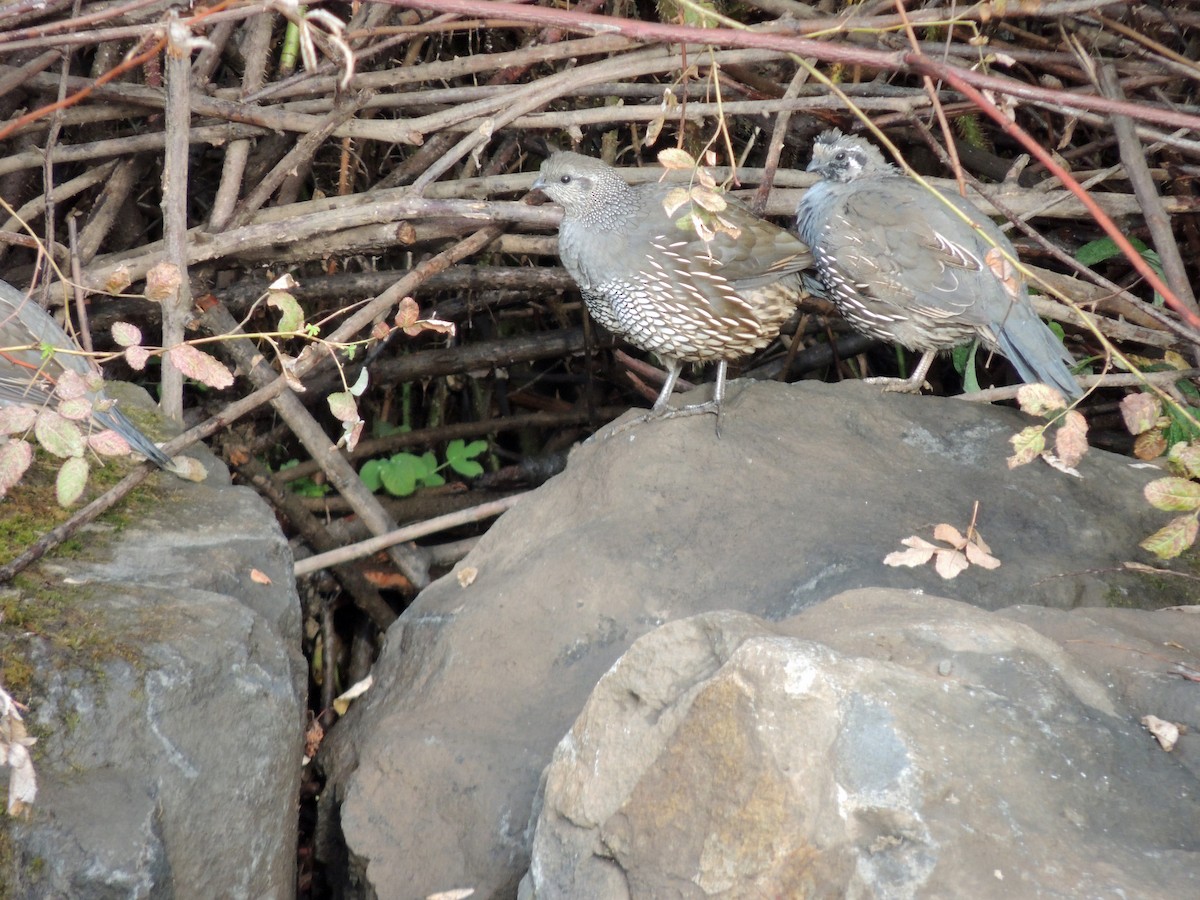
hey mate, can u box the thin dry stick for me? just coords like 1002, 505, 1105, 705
293, 495, 525, 576
160, 14, 193, 422
1099, 64, 1199, 316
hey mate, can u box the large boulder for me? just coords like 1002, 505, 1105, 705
1, 447, 306, 899
316, 379, 1194, 898
519, 593, 1200, 898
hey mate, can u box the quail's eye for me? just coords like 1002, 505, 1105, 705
834, 151, 847, 162
560, 175, 571, 184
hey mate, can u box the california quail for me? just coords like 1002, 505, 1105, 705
0, 279, 173, 468
795, 129, 1081, 398
532, 151, 813, 427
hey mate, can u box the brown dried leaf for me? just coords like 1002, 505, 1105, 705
103, 265, 132, 295
1139, 513, 1199, 559
933, 523, 966, 548
0, 440, 33, 496
145, 261, 182, 301
1144, 477, 1200, 512
1054, 410, 1089, 468
1120, 393, 1161, 435
1167, 441, 1200, 480
689, 186, 727, 213
662, 187, 692, 218
1133, 429, 1168, 461
250, 568, 272, 585
964, 540, 1001, 569
934, 548, 970, 580
657, 147, 695, 170
983, 246, 1021, 299
125, 345, 152, 371
394, 296, 420, 329
457, 566, 478, 588
166, 344, 236, 389
1015, 383, 1066, 417
1141, 714, 1180, 752
1008, 425, 1045, 468
88, 429, 133, 457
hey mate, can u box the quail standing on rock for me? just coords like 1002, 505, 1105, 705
0, 279, 174, 468
795, 129, 1080, 398
533, 151, 813, 429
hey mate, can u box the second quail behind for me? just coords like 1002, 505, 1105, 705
533, 151, 813, 430
795, 129, 1081, 398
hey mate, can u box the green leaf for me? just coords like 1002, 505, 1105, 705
1140, 512, 1199, 560
1007, 425, 1045, 468
35, 408, 85, 458
379, 453, 425, 497
446, 439, 488, 477
56, 456, 89, 507
1143, 476, 1200, 512
359, 458, 384, 492
267, 290, 305, 333
1075, 235, 1148, 267
1167, 442, 1200, 480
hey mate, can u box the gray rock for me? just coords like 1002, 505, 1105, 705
2, 457, 305, 899
519, 594, 1200, 899
316, 379, 1195, 898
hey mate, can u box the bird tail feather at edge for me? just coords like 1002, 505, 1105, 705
93, 406, 174, 469
996, 328, 1082, 400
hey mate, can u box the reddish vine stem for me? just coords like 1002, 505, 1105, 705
378, 0, 1200, 134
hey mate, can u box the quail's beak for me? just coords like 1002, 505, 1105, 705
530, 173, 547, 193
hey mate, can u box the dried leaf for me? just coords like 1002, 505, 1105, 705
1120, 393, 1161, 435
1167, 441, 1200, 480
250, 568, 272, 585
662, 187, 692, 218
0, 407, 37, 435
87, 430, 133, 457
103, 265, 132, 295
1007, 425, 1045, 468
34, 408, 85, 458
457, 566, 478, 588
145, 261, 182, 301
933, 523, 966, 548
1133, 430, 1168, 461
55, 456, 88, 506
1054, 410, 1089, 468
934, 548, 970, 579
268, 290, 305, 334
657, 147, 695, 170
166, 344, 236, 389
689, 186, 727, 213
1139, 513, 1199, 559
1141, 714, 1180, 752
0, 440, 33, 496
395, 296, 420, 329
964, 541, 1001, 569
983, 246, 1021, 299
111, 321, 142, 348
57, 396, 93, 422
304, 719, 325, 761
332, 675, 373, 716
327, 391, 358, 423
1040, 452, 1082, 477
1143, 477, 1200, 512
1015, 383, 1066, 416
125, 345, 152, 371
54, 369, 90, 402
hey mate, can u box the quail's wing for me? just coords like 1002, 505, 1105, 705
824, 182, 995, 326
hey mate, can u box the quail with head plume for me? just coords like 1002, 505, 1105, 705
0, 279, 174, 468
532, 151, 813, 428
795, 129, 1080, 398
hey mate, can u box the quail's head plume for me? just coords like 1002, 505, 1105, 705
795, 129, 1080, 398
533, 150, 813, 431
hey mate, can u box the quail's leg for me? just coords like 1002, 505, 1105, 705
603, 359, 721, 438
863, 350, 935, 394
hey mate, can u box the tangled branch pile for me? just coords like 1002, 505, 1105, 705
1, 1, 1199, 616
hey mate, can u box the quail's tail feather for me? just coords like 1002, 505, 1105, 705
996, 322, 1081, 399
